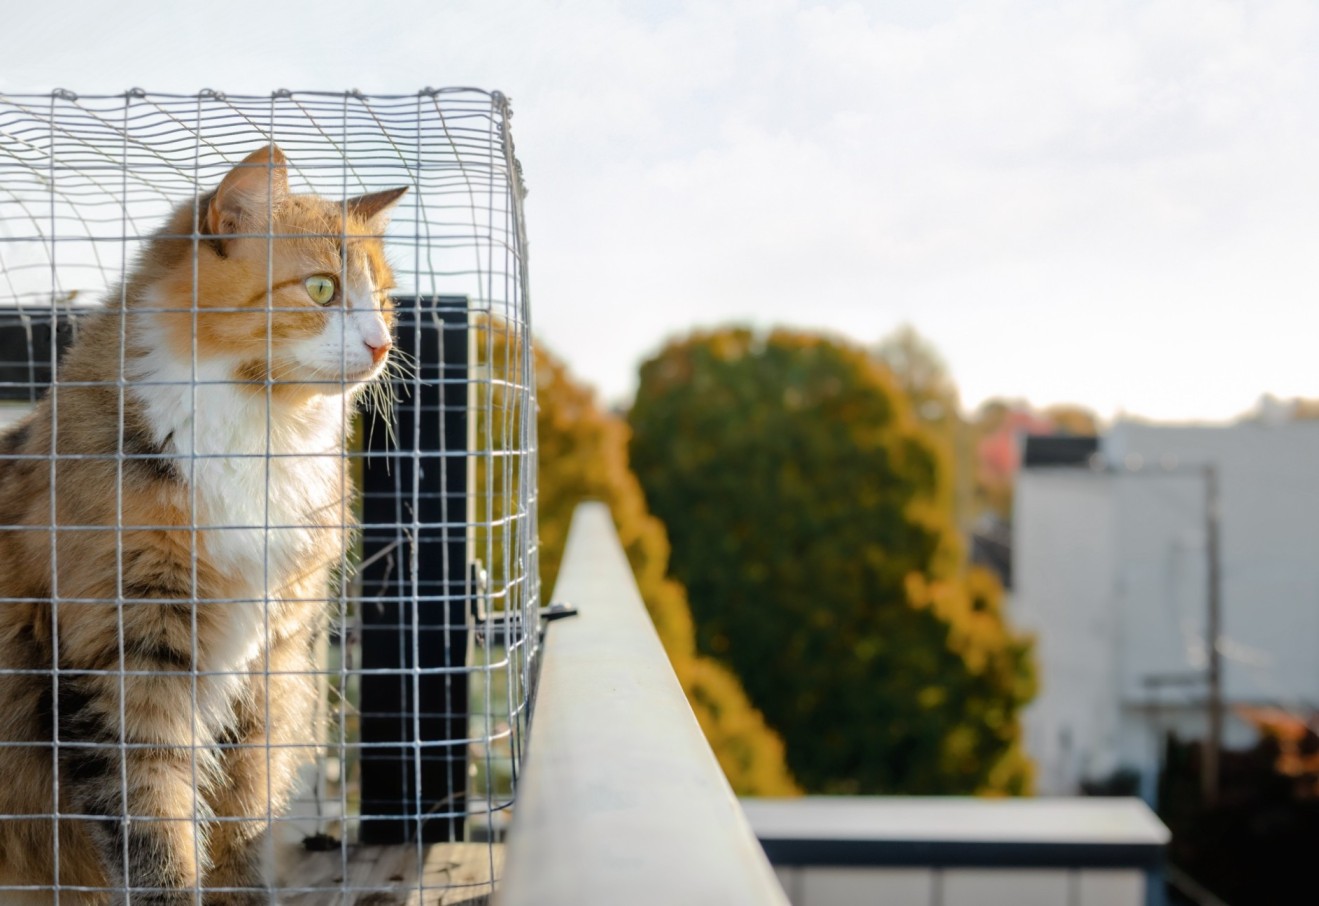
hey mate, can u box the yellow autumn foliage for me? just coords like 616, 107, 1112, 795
532, 342, 799, 796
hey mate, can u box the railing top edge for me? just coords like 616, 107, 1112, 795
498, 501, 788, 906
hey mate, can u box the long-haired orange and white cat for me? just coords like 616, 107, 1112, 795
0, 145, 406, 904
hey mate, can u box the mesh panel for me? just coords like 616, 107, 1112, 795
0, 88, 538, 903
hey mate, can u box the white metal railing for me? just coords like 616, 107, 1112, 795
498, 502, 789, 905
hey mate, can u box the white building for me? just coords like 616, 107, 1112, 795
746, 796, 1168, 906
1013, 419, 1319, 798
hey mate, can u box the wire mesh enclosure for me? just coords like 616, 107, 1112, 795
0, 89, 539, 903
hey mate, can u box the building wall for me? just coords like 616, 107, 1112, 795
772, 866, 1147, 906
1015, 420, 1319, 795
1014, 470, 1120, 794
1109, 421, 1319, 706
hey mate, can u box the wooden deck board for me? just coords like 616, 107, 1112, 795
278, 842, 502, 905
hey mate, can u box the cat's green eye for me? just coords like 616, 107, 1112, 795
304, 275, 337, 306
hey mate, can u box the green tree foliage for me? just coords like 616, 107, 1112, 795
873, 324, 961, 431
627, 327, 1036, 794
1042, 404, 1100, 436
532, 341, 800, 796
873, 325, 973, 530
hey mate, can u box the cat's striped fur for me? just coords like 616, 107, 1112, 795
0, 146, 405, 904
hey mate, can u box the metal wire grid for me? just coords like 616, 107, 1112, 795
0, 88, 539, 902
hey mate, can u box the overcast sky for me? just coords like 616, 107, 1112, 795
5, 0, 1319, 421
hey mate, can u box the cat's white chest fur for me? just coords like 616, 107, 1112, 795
178, 381, 341, 587
129, 316, 346, 690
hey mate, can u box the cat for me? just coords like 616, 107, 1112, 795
0, 144, 406, 904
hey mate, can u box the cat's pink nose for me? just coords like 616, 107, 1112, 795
366, 338, 391, 365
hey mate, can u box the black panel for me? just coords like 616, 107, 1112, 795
0, 306, 80, 401
759, 837, 1165, 870
359, 296, 470, 843
1022, 435, 1100, 468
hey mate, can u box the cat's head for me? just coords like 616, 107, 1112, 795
145, 144, 408, 399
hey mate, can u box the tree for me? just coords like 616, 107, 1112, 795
531, 341, 799, 796
968, 399, 1099, 521
873, 324, 961, 431
873, 325, 971, 530
627, 327, 1036, 794
1042, 404, 1099, 437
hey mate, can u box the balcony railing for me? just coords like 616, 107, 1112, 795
498, 502, 790, 906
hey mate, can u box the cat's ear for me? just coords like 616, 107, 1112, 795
346, 187, 409, 233
205, 144, 290, 242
